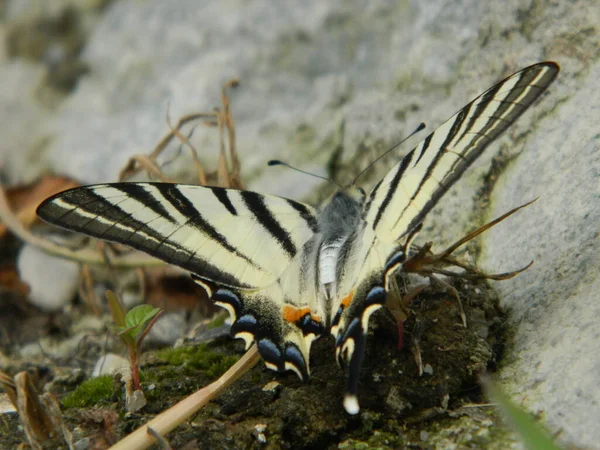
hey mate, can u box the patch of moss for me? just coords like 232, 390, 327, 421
154, 343, 237, 378
339, 430, 405, 450
61, 375, 114, 408
206, 313, 227, 330
205, 355, 238, 378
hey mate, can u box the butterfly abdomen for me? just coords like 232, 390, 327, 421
316, 189, 365, 293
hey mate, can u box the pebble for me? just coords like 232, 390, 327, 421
146, 311, 187, 345
73, 438, 90, 450
17, 243, 79, 312
92, 353, 130, 377
0, 394, 16, 414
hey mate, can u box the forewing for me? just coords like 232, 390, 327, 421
363, 62, 559, 242
37, 182, 318, 289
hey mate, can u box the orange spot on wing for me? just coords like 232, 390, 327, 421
341, 290, 355, 308
282, 305, 321, 324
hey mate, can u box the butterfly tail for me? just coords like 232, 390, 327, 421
334, 285, 387, 414
194, 275, 324, 381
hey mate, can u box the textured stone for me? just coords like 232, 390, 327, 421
17, 243, 79, 312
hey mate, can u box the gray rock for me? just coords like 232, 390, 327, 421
146, 311, 187, 346
480, 62, 600, 447
17, 243, 79, 312
1, 0, 598, 448
92, 353, 130, 377
0, 61, 48, 184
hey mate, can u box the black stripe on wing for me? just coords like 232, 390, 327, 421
211, 187, 238, 215
40, 186, 170, 246
372, 148, 414, 229
365, 62, 559, 241
393, 107, 472, 227
240, 191, 298, 257
454, 81, 504, 146
115, 183, 178, 222
403, 63, 559, 235
285, 199, 319, 233
152, 184, 260, 268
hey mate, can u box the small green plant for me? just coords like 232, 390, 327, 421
106, 290, 163, 392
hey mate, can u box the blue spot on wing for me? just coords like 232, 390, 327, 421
236, 314, 257, 326
258, 338, 282, 368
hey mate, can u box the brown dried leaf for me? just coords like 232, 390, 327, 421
78, 408, 119, 449
0, 264, 30, 296
0, 175, 79, 238
6, 372, 73, 450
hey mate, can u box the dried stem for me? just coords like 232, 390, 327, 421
109, 345, 261, 450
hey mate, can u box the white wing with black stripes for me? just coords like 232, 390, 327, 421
363, 62, 559, 243
38, 183, 318, 289
327, 62, 559, 413
36, 61, 559, 416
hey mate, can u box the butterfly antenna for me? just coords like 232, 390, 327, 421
351, 122, 426, 186
268, 160, 343, 188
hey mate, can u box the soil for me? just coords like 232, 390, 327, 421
0, 275, 512, 449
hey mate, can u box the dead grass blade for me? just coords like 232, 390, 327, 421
165, 109, 207, 185
118, 112, 217, 182
0, 371, 74, 450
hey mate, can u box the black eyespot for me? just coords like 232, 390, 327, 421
357, 187, 366, 196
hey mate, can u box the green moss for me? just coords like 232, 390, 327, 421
205, 355, 238, 378
206, 313, 227, 330
338, 431, 405, 450
154, 344, 237, 378
62, 375, 114, 408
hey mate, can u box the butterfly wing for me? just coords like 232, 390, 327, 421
364, 62, 559, 243
200, 243, 325, 381
333, 62, 559, 413
37, 182, 318, 290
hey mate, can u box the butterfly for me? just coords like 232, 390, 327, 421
36, 62, 559, 414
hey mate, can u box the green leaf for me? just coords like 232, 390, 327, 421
124, 305, 161, 339
484, 378, 562, 450
106, 290, 126, 328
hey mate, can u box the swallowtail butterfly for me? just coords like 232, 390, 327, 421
37, 62, 559, 414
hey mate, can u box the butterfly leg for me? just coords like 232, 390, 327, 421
386, 279, 425, 351
410, 318, 425, 376
427, 274, 467, 327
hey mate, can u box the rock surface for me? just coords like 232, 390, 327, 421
17, 243, 80, 311
1, 0, 598, 448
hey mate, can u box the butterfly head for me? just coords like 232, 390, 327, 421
324, 186, 366, 209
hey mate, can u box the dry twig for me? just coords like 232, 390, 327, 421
109, 345, 260, 450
